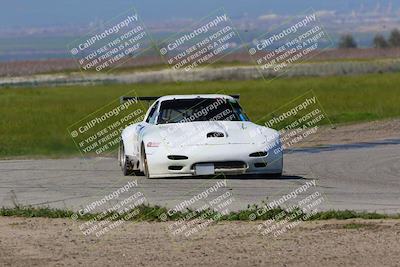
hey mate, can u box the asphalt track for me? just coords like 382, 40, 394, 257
1, 140, 399, 214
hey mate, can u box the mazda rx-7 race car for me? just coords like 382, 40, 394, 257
119, 94, 283, 178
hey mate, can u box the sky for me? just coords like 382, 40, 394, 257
1, 0, 398, 28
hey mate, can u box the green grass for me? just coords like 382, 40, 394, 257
342, 223, 368, 229
0, 205, 178, 222
1, 205, 399, 222
307, 210, 393, 220
1, 72, 399, 158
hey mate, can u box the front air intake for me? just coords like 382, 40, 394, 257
249, 151, 268, 157
168, 166, 183, 170
254, 162, 268, 168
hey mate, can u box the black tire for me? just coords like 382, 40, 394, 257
122, 156, 133, 176
141, 144, 150, 179
120, 142, 132, 176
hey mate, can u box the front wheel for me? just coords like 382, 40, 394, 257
120, 142, 133, 176
141, 144, 150, 179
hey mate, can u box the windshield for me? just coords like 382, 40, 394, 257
157, 98, 249, 124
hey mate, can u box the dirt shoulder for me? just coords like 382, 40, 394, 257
0, 217, 399, 266
298, 118, 400, 147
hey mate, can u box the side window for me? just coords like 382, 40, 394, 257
146, 102, 158, 124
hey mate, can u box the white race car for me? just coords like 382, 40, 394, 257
119, 94, 283, 178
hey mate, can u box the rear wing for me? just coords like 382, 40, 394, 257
120, 94, 240, 104
120, 96, 159, 103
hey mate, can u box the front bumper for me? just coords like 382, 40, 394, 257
145, 143, 283, 178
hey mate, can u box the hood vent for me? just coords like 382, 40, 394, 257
168, 155, 188, 160
207, 132, 224, 138
249, 151, 268, 157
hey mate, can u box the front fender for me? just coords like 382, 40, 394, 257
121, 123, 142, 157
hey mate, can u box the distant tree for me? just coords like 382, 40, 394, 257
338, 34, 357, 49
373, 34, 389, 48
388, 29, 400, 47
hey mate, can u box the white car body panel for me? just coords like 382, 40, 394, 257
120, 94, 283, 178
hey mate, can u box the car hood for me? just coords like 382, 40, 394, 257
156, 121, 278, 146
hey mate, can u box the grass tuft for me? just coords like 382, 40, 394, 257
1, 205, 399, 222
